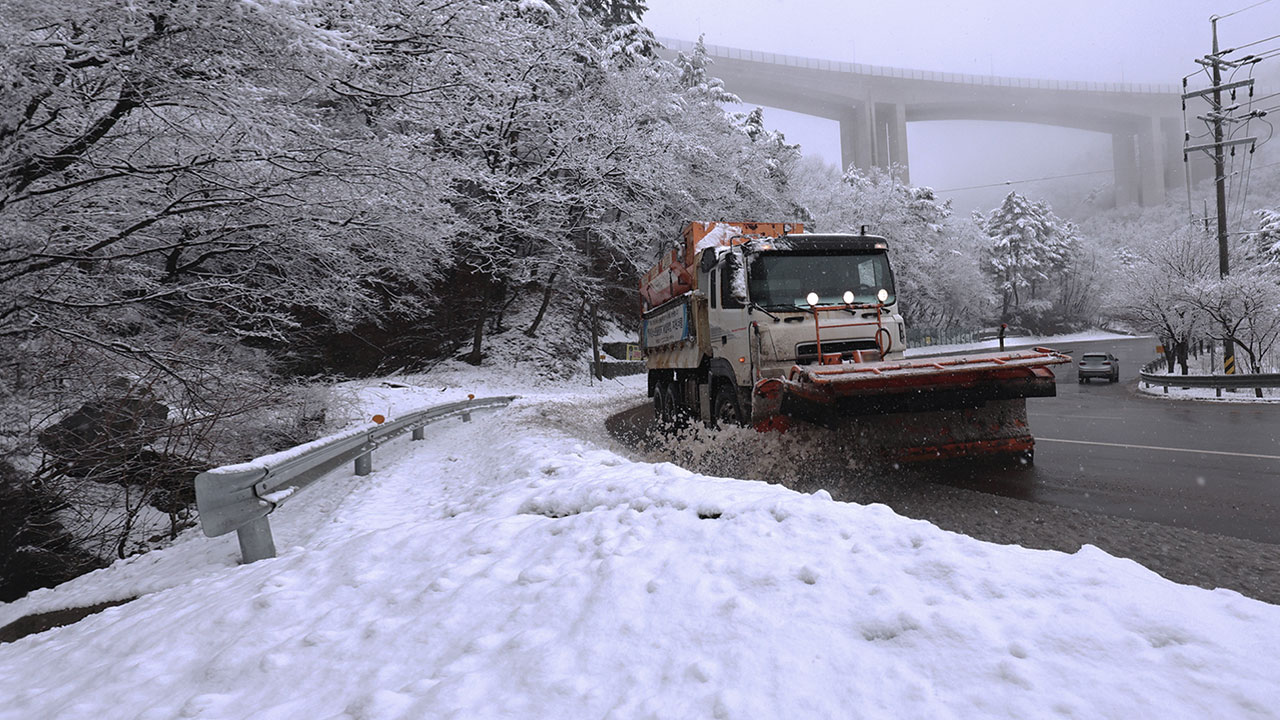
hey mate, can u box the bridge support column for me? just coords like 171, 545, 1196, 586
839, 102, 875, 175
1112, 133, 1138, 207
872, 102, 892, 169
889, 103, 909, 183
1138, 116, 1166, 207
1161, 117, 1184, 191
867, 103, 910, 181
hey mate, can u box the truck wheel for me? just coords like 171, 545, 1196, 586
711, 386, 741, 428
668, 384, 691, 429
653, 382, 672, 425
656, 383, 684, 432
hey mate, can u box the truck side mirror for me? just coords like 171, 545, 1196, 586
699, 248, 718, 273
723, 253, 746, 309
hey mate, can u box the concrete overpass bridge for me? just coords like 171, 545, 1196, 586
661, 38, 1187, 207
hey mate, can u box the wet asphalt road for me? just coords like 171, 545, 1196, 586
939, 336, 1280, 545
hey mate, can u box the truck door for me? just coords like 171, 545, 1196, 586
716, 252, 753, 387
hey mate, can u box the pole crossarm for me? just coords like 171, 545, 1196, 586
1181, 78, 1255, 101
1184, 136, 1257, 154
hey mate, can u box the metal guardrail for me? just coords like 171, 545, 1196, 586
1140, 358, 1280, 396
195, 395, 518, 563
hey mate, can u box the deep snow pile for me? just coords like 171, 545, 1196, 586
1, 366, 1278, 720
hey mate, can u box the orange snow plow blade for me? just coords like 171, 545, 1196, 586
751, 348, 1071, 463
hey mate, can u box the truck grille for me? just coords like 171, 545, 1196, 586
795, 339, 879, 363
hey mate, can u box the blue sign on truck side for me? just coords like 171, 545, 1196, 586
643, 300, 690, 348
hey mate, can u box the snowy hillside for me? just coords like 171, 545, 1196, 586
1, 365, 1278, 719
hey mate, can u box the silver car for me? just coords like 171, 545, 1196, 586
1078, 352, 1120, 383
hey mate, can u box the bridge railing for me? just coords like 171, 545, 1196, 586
194, 395, 518, 563
658, 37, 1177, 95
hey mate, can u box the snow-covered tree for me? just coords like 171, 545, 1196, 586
673, 36, 740, 105
1113, 227, 1212, 374
1189, 268, 1280, 386
1, 0, 856, 595
1246, 208, 1280, 266
977, 192, 1081, 330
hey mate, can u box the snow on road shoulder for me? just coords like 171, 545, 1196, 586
1138, 382, 1280, 403
3, 397, 1279, 720
0, 365, 647, 629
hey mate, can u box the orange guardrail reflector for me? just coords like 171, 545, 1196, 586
372, 414, 386, 424
468, 393, 475, 400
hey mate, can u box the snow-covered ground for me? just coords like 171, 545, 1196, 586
3, 337, 1279, 719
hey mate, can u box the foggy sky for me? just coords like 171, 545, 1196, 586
643, 0, 1280, 213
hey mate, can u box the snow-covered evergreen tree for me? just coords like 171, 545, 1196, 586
1246, 208, 1280, 267
978, 191, 1081, 329
673, 36, 740, 105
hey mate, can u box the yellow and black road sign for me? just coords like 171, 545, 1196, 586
1224, 354, 1236, 375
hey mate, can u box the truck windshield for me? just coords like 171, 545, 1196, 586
747, 251, 896, 308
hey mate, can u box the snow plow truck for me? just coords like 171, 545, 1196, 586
639, 221, 1070, 464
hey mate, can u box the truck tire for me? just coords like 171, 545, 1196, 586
654, 382, 684, 433
653, 381, 672, 425
711, 385, 741, 428
668, 383, 691, 429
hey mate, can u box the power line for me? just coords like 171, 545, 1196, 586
1248, 157, 1280, 170
1248, 90, 1280, 105
1243, 46, 1280, 60
935, 168, 1112, 193
1214, 0, 1275, 21
1237, 147, 1255, 226
1222, 31, 1280, 53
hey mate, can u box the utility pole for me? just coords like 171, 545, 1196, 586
1211, 18, 1229, 283
1183, 16, 1258, 376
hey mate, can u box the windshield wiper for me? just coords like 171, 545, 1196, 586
749, 303, 782, 320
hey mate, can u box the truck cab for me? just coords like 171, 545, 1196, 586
642, 222, 905, 426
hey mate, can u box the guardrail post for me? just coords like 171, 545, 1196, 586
354, 441, 373, 476
412, 426, 424, 441
462, 411, 472, 423
237, 516, 277, 563
1216, 387, 1222, 398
